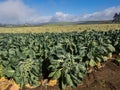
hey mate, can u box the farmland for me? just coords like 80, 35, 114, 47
0, 24, 120, 90
0, 24, 120, 33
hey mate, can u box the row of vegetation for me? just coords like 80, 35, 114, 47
0, 30, 120, 90
0, 24, 120, 33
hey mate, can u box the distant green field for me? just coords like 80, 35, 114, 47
0, 24, 120, 33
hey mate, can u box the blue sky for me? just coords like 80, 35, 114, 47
24, 0, 120, 15
0, 0, 120, 24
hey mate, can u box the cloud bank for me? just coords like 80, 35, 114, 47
0, 0, 34, 24
0, 0, 120, 24
80, 6, 120, 21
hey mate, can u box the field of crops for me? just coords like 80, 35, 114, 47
0, 29, 120, 90
0, 24, 120, 33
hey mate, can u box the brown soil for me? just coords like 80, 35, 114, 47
23, 60, 120, 90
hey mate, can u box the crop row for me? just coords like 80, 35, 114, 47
0, 30, 120, 90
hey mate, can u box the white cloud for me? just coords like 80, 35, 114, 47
0, 0, 120, 24
50, 12, 73, 22
28, 15, 52, 24
0, 0, 34, 24
80, 6, 120, 21
52, 6, 120, 22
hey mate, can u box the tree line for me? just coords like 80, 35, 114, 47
113, 12, 120, 23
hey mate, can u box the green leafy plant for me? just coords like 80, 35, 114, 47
48, 43, 86, 89
0, 64, 3, 78
13, 58, 42, 89
0, 30, 120, 90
